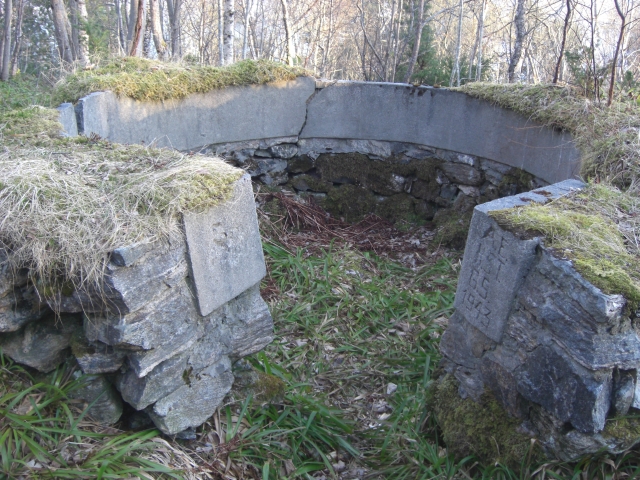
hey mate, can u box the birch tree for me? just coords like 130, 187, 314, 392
223, 0, 234, 64
508, 0, 526, 82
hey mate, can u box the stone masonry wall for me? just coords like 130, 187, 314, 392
439, 179, 640, 460
0, 174, 273, 434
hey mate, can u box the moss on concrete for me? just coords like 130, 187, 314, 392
431, 374, 541, 467
54, 57, 308, 104
490, 183, 640, 311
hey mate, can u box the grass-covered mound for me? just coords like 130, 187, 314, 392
458, 83, 640, 193
53, 57, 308, 104
0, 105, 242, 294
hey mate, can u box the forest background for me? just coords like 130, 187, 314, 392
0, 0, 638, 101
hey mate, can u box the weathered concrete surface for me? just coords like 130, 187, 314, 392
184, 174, 266, 316
76, 78, 316, 150
57, 103, 78, 137
301, 82, 581, 184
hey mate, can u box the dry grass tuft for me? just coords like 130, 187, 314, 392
53, 57, 309, 104
0, 106, 242, 296
458, 83, 640, 193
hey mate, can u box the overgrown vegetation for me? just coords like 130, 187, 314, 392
458, 83, 640, 193
53, 57, 308, 104
490, 183, 640, 311
0, 90, 241, 296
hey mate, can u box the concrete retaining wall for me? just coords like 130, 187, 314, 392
65, 78, 581, 185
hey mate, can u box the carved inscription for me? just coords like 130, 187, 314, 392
454, 212, 539, 342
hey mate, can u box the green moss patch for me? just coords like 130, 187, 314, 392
490, 183, 640, 310
431, 374, 541, 467
54, 57, 308, 104
0, 106, 242, 297
457, 83, 640, 193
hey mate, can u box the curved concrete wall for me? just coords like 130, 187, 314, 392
61, 78, 581, 185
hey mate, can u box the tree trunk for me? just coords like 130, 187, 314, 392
553, 0, 571, 83
223, 0, 234, 65
115, 0, 126, 53
280, 0, 294, 65
129, 0, 145, 56
475, 0, 485, 81
167, 0, 181, 58
149, 0, 166, 59
403, 0, 425, 83
241, 0, 251, 59
127, 0, 138, 48
9, 0, 23, 76
450, 0, 463, 86
607, 0, 626, 106
51, 0, 74, 64
507, 0, 526, 83
75, 0, 90, 67
1, 0, 11, 81
390, 0, 403, 81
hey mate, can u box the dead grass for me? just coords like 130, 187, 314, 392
0, 106, 242, 298
53, 57, 309, 104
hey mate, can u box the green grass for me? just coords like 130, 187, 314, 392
0, 354, 182, 479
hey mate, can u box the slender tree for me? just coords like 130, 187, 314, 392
280, 0, 293, 65
508, 0, 526, 82
1, 0, 11, 80
553, 0, 572, 83
403, 0, 425, 83
129, 0, 145, 55
607, 0, 627, 106
450, 0, 463, 86
9, 0, 23, 76
223, 0, 234, 64
475, 0, 485, 81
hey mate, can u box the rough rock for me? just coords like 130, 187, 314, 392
440, 163, 483, 186
0, 284, 50, 332
70, 372, 123, 424
149, 357, 234, 434
0, 315, 81, 372
269, 144, 298, 159
71, 332, 127, 374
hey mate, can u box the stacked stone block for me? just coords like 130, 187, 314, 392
439, 179, 640, 459
0, 174, 274, 435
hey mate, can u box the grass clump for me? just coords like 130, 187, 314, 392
458, 83, 640, 193
490, 183, 640, 310
0, 354, 184, 479
430, 374, 541, 469
53, 57, 308, 104
0, 105, 242, 296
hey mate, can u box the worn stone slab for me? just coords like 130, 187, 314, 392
71, 333, 127, 374
184, 174, 266, 316
514, 251, 640, 370
0, 315, 81, 372
302, 82, 581, 184
76, 78, 316, 150
57, 103, 78, 137
149, 357, 234, 434
453, 180, 585, 343
454, 212, 540, 342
